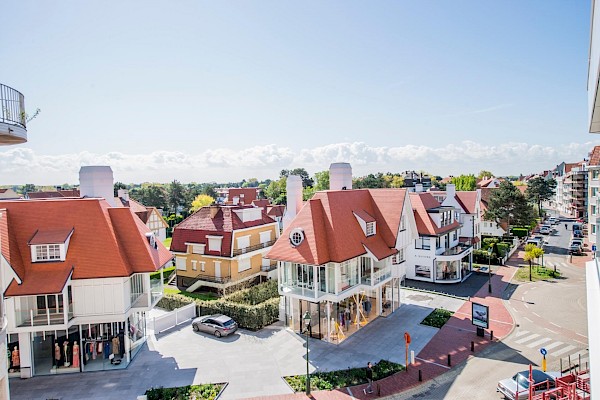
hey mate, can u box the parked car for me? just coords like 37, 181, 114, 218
192, 314, 238, 338
546, 217, 559, 225
573, 230, 584, 238
539, 225, 551, 235
497, 369, 560, 400
573, 223, 583, 232
568, 244, 583, 255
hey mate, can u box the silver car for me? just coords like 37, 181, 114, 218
192, 314, 238, 338
497, 369, 560, 400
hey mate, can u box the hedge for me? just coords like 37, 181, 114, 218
150, 266, 176, 284
472, 249, 502, 265
511, 227, 529, 238
145, 383, 224, 400
157, 280, 280, 331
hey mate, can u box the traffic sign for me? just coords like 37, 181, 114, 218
404, 332, 411, 344
540, 348, 547, 356
593, 244, 597, 252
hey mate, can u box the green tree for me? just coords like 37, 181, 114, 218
130, 185, 168, 209
314, 171, 330, 191
525, 177, 557, 218
478, 170, 495, 179
265, 177, 287, 205
190, 194, 215, 212
451, 174, 477, 191
114, 182, 128, 196
524, 243, 544, 281
21, 183, 36, 195
168, 180, 186, 215
484, 181, 535, 234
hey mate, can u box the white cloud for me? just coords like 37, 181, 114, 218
0, 140, 597, 184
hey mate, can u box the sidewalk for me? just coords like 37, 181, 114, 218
246, 260, 518, 400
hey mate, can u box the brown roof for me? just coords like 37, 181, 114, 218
171, 205, 275, 255
228, 188, 258, 205
590, 146, 600, 167
267, 205, 285, 218
0, 198, 173, 297
354, 209, 376, 223
28, 227, 74, 245
267, 189, 405, 265
6, 265, 73, 296
27, 191, 64, 199
455, 191, 478, 214
410, 193, 461, 236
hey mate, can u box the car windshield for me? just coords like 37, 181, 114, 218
515, 373, 530, 389
222, 319, 236, 327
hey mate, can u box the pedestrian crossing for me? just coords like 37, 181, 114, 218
510, 329, 585, 361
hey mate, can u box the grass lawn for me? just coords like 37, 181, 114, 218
163, 286, 218, 301
162, 237, 172, 249
515, 264, 561, 282
420, 308, 454, 328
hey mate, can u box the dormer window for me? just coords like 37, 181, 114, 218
366, 221, 376, 236
28, 227, 73, 263
289, 228, 305, 247
35, 244, 61, 261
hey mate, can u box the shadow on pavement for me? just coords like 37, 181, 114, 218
404, 273, 490, 299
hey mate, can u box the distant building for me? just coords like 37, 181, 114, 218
0, 189, 19, 200
402, 171, 432, 192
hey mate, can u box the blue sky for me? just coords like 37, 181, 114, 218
0, 1, 596, 184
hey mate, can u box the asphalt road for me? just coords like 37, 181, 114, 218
389, 220, 589, 400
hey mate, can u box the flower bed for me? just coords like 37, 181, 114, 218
145, 383, 225, 400
420, 308, 454, 328
284, 360, 404, 392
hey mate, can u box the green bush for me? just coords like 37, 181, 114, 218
482, 238, 499, 250
496, 242, 510, 257
511, 227, 529, 238
159, 280, 280, 331
420, 308, 454, 328
473, 249, 502, 265
284, 360, 404, 392
151, 266, 176, 284
145, 383, 224, 400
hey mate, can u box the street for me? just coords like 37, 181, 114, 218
390, 219, 589, 400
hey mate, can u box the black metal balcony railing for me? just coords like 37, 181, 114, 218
232, 239, 276, 257
0, 84, 26, 128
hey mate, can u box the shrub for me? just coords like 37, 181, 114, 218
472, 249, 502, 265
284, 360, 404, 392
511, 227, 529, 238
496, 242, 510, 258
420, 308, 453, 328
145, 384, 224, 400
150, 266, 176, 284
226, 279, 278, 305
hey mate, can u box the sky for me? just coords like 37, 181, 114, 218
0, 1, 596, 185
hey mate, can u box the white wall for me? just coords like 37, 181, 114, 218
586, 258, 600, 395
480, 220, 506, 237
72, 277, 126, 317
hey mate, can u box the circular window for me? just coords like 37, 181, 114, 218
289, 228, 305, 247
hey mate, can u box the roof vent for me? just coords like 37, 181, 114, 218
145, 232, 157, 249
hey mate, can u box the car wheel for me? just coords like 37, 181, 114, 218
214, 330, 222, 338
193, 324, 199, 332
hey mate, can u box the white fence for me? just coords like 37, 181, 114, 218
152, 303, 197, 334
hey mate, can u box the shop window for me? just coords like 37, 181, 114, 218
415, 265, 431, 278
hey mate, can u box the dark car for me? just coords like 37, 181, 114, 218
192, 314, 238, 338
573, 230, 584, 238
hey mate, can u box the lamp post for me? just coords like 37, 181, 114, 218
303, 311, 312, 395
487, 247, 492, 293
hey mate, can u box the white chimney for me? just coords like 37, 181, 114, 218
329, 162, 352, 191
415, 183, 424, 193
446, 184, 455, 199
117, 189, 129, 201
283, 175, 303, 230
79, 166, 115, 206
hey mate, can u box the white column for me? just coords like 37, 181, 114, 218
18, 332, 32, 378
313, 265, 318, 299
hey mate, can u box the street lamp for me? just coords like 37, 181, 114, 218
303, 311, 312, 395
487, 247, 493, 293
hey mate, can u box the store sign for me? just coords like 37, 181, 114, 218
472, 302, 489, 329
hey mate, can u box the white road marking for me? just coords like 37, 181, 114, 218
415, 356, 451, 370
527, 337, 552, 348
515, 330, 530, 337
523, 317, 533, 323
550, 322, 561, 328
524, 303, 529, 309
521, 296, 525, 301
515, 333, 540, 344
532, 312, 540, 317
545, 328, 558, 334
552, 345, 577, 357
544, 341, 563, 351
576, 333, 588, 338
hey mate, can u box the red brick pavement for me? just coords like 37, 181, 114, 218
246, 258, 519, 400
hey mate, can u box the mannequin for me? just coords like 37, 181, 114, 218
111, 336, 120, 357
54, 343, 61, 367
11, 346, 19, 369
63, 341, 70, 367
72, 342, 80, 368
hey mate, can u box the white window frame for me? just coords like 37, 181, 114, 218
176, 257, 187, 271
366, 221, 376, 236
33, 244, 62, 262
207, 236, 223, 252
237, 235, 251, 252
238, 258, 251, 273
259, 230, 272, 245
400, 215, 406, 231
191, 260, 197, 271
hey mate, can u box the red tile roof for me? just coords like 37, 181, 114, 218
267, 189, 405, 265
455, 191, 478, 214
170, 205, 275, 255
6, 265, 73, 296
590, 146, 600, 167
228, 188, 258, 205
354, 209, 376, 223
410, 193, 461, 235
27, 191, 64, 199
0, 198, 172, 297
267, 205, 285, 218
28, 227, 74, 245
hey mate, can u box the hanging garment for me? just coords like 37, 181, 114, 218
97, 342, 103, 354
91, 342, 97, 360
104, 341, 110, 359
112, 337, 120, 356
54, 344, 61, 366
72, 343, 80, 368
119, 332, 125, 356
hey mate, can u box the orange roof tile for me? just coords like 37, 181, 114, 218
590, 146, 600, 167
267, 189, 405, 265
28, 227, 74, 245
455, 191, 478, 214
0, 198, 172, 296
410, 193, 461, 235
6, 265, 73, 296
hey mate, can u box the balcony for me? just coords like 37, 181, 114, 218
436, 244, 473, 261
0, 84, 27, 145
16, 304, 74, 328
232, 239, 276, 257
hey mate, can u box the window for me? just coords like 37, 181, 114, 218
191, 260, 197, 271
238, 258, 251, 272
593, 187, 599, 197
259, 230, 272, 245
415, 237, 430, 250
191, 244, 205, 255
237, 235, 250, 252
289, 228, 305, 247
176, 257, 186, 270
208, 236, 222, 252
200, 261, 205, 272
400, 215, 406, 231
392, 248, 405, 264
592, 224, 596, 234
34, 244, 61, 261
453, 231, 457, 241
593, 170, 600, 180
415, 265, 431, 278
366, 222, 375, 236
593, 205, 597, 215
